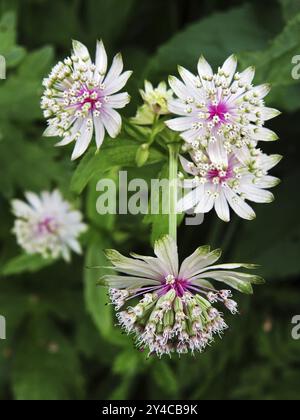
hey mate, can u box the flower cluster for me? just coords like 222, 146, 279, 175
101, 235, 262, 357
166, 55, 281, 220
41, 40, 132, 160
12, 190, 87, 261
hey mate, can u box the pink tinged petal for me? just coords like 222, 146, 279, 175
165, 116, 195, 132
207, 139, 228, 166
130, 253, 170, 279
104, 53, 124, 87
179, 246, 222, 280
95, 40, 107, 80
250, 127, 279, 142
104, 70, 132, 96
102, 108, 122, 138
72, 40, 91, 63
71, 120, 94, 160
177, 185, 204, 212
180, 128, 202, 143
223, 186, 256, 220
191, 271, 254, 294
178, 66, 199, 88
221, 55, 237, 84
107, 92, 131, 109
259, 107, 281, 121
214, 190, 230, 222
168, 75, 191, 99
240, 185, 274, 204
154, 235, 179, 277
93, 115, 105, 150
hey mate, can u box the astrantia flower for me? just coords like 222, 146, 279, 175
165, 55, 280, 152
12, 190, 87, 261
131, 81, 174, 125
41, 40, 132, 160
178, 146, 281, 222
100, 235, 263, 357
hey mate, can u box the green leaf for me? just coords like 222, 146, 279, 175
113, 350, 139, 376
1, 253, 55, 277
18, 46, 54, 80
146, 4, 271, 81
279, 0, 300, 22
152, 362, 179, 397
12, 316, 84, 400
71, 138, 164, 194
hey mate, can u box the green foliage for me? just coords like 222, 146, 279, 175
0, 0, 299, 402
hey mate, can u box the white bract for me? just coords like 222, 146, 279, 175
178, 147, 282, 222
101, 235, 263, 357
166, 55, 280, 152
41, 40, 132, 160
12, 190, 87, 261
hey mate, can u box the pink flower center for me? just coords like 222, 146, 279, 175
76, 86, 102, 112
208, 101, 229, 124
207, 166, 234, 182
162, 275, 189, 298
37, 217, 57, 235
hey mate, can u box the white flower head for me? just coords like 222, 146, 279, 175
101, 235, 263, 357
12, 190, 87, 261
41, 40, 132, 160
132, 81, 174, 125
166, 55, 280, 148
178, 146, 282, 222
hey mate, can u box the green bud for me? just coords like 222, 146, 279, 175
136, 143, 150, 167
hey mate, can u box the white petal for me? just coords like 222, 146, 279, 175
207, 139, 228, 166
179, 155, 199, 175
194, 188, 215, 214
93, 115, 105, 150
55, 119, 85, 147
107, 92, 131, 109
197, 55, 213, 88
223, 186, 256, 220
104, 70, 132, 96
101, 275, 159, 289
165, 116, 195, 132
255, 175, 280, 189
168, 99, 190, 116
154, 235, 179, 277
25, 192, 42, 211
258, 154, 282, 171
251, 83, 271, 99
95, 40, 107, 80
179, 247, 222, 280
177, 186, 204, 212
71, 121, 94, 160
43, 125, 60, 137
221, 54, 237, 84
11, 199, 34, 218
250, 126, 279, 142
240, 185, 274, 203
168, 75, 190, 99
72, 40, 91, 63
101, 108, 122, 138
259, 107, 281, 121
104, 53, 124, 87
214, 190, 230, 222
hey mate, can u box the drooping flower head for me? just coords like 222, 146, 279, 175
12, 190, 87, 261
100, 235, 263, 357
166, 55, 280, 154
41, 40, 132, 160
178, 147, 282, 222
131, 81, 174, 125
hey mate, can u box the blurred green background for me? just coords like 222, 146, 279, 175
0, 0, 300, 400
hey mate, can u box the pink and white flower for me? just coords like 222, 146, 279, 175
12, 190, 87, 261
178, 146, 282, 222
165, 55, 280, 152
41, 40, 132, 160
101, 235, 263, 356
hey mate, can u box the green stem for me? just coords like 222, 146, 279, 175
168, 143, 180, 243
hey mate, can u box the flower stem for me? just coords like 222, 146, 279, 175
168, 143, 180, 243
